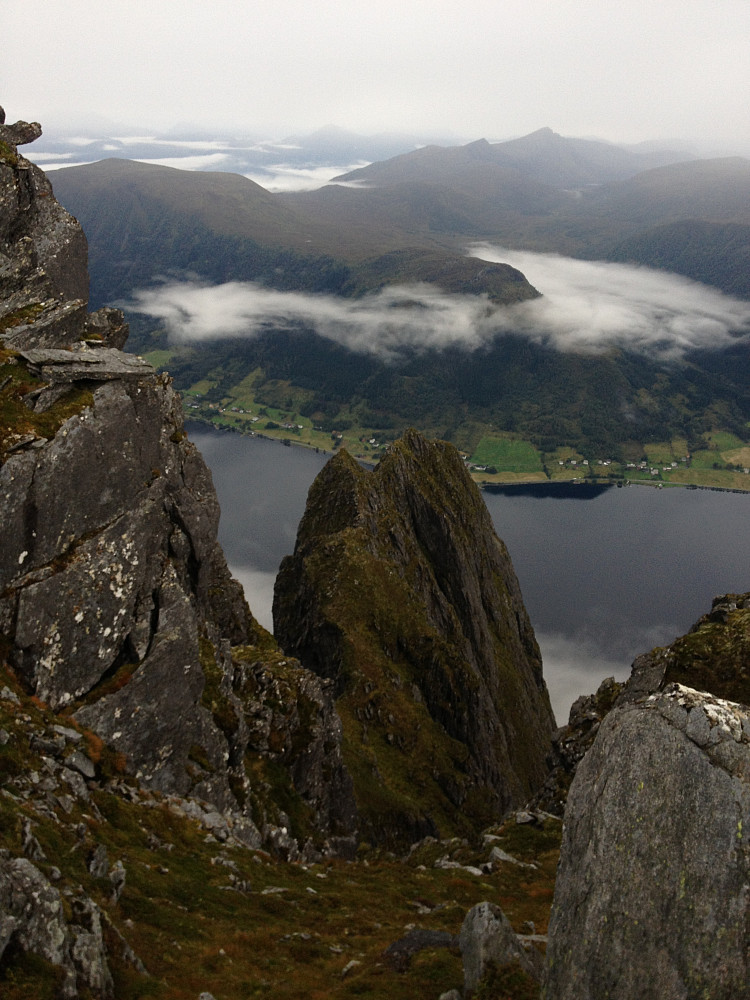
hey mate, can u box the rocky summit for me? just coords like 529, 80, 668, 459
1, 112, 560, 998
4, 106, 750, 1000
273, 430, 556, 845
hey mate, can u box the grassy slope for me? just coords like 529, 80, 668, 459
145, 347, 750, 492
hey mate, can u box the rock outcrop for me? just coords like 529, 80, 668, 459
530, 675, 623, 816
544, 593, 750, 1000
459, 901, 544, 993
273, 430, 555, 845
0, 855, 115, 999
1, 113, 356, 863
622, 591, 750, 708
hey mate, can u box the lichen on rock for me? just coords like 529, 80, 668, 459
1, 111, 357, 861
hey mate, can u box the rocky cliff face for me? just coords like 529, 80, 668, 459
1, 112, 561, 996
544, 593, 750, 999
273, 430, 555, 845
0, 112, 356, 862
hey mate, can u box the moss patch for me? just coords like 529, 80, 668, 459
0, 348, 94, 457
662, 597, 750, 705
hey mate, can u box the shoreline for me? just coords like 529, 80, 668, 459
184, 417, 750, 496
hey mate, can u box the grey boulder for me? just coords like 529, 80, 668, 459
544, 683, 750, 1000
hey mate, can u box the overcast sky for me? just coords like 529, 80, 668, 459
4, 0, 750, 150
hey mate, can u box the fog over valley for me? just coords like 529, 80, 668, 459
130, 250, 750, 361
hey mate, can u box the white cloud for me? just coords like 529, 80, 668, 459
114, 137, 232, 150
244, 161, 370, 193
134, 153, 231, 171
129, 249, 750, 362
25, 151, 75, 161
229, 566, 276, 632
39, 160, 95, 171
537, 622, 679, 725
129, 280, 501, 361
471, 245, 750, 357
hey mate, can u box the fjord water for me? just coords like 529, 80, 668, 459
189, 426, 750, 722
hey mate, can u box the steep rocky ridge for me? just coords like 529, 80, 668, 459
1, 113, 356, 864
273, 429, 555, 845
544, 592, 750, 999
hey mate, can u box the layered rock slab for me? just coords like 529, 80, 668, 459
273, 429, 555, 844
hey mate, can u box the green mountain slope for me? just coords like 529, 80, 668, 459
608, 220, 750, 298
152, 327, 750, 479
273, 431, 555, 845
52, 160, 539, 306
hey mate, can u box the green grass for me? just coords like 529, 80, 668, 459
469, 437, 544, 474
644, 439, 688, 465
690, 449, 729, 470
140, 339, 750, 492
708, 431, 745, 452
184, 379, 218, 396
141, 349, 178, 369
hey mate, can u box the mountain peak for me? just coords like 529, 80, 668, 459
273, 430, 555, 845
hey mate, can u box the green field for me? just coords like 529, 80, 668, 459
141, 352, 750, 492
644, 438, 689, 465
708, 431, 746, 452
142, 348, 179, 369
469, 436, 544, 474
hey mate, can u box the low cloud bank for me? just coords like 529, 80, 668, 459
244, 161, 369, 192
130, 280, 500, 361
472, 244, 750, 357
229, 566, 276, 632
130, 249, 750, 361
134, 152, 231, 170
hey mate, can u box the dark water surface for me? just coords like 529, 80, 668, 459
189, 426, 750, 723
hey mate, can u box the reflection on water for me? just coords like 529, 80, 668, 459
484, 482, 612, 500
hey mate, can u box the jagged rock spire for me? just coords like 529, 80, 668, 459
274, 429, 555, 846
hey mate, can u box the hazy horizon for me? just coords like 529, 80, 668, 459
5, 0, 750, 155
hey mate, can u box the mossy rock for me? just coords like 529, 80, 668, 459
274, 429, 555, 845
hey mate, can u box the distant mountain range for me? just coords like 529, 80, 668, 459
52, 127, 750, 298
29, 124, 457, 190
49, 128, 750, 473
333, 126, 690, 189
